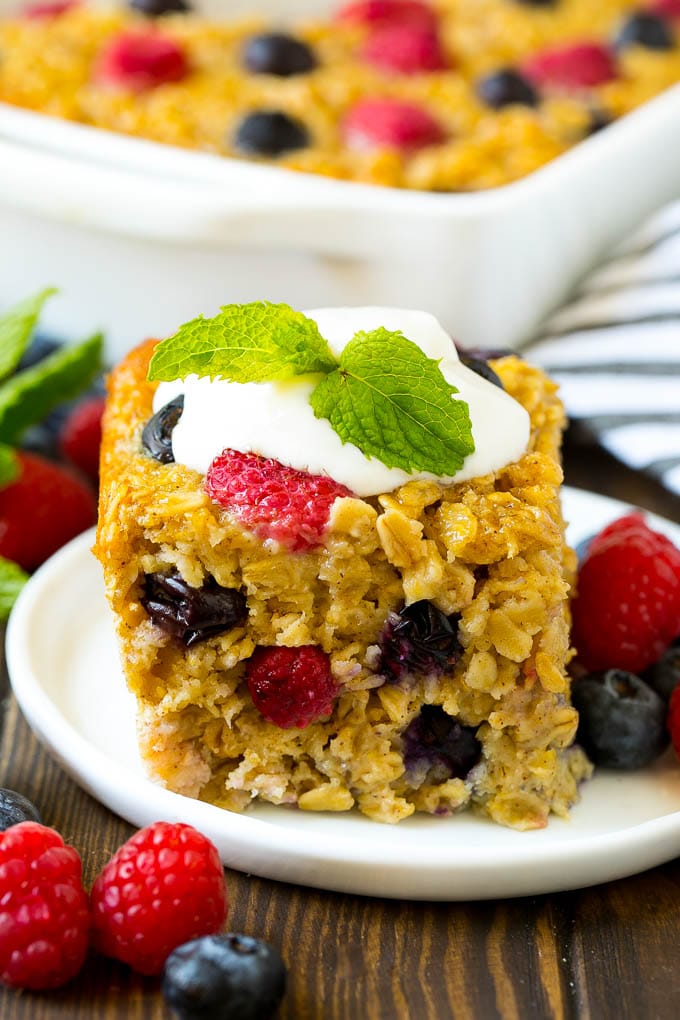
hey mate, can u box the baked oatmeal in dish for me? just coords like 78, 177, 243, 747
94, 305, 592, 829
1, 0, 679, 190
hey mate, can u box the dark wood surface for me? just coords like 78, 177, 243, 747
1, 435, 679, 1020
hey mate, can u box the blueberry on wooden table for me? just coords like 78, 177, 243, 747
234, 111, 311, 156
243, 33, 317, 76
0, 789, 42, 831
162, 933, 287, 1020
614, 13, 675, 51
476, 68, 539, 109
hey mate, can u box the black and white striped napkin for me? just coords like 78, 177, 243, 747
527, 201, 680, 499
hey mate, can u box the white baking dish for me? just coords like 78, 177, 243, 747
0, 0, 679, 357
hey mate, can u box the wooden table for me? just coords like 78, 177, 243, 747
1, 436, 679, 1020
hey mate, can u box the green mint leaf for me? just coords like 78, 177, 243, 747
148, 302, 337, 383
0, 332, 103, 444
309, 328, 475, 476
0, 555, 28, 622
0, 444, 19, 491
0, 288, 57, 383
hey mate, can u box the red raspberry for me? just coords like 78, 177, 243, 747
336, 0, 437, 30
205, 450, 352, 552
650, 0, 680, 17
23, 0, 78, 18
343, 97, 445, 151
91, 822, 228, 976
96, 31, 189, 91
247, 645, 338, 728
668, 682, 680, 758
571, 515, 680, 674
523, 43, 618, 90
362, 24, 447, 74
0, 822, 90, 990
59, 395, 105, 484
0, 452, 96, 570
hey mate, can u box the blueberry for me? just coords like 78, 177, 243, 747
513, 0, 556, 6
587, 108, 612, 135
129, 0, 191, 15
243, 33, 317, 77
141, 571, 248, 646
476, 68, 539, 109
402, 705, 481, 782
455, 344, 516, 361
380, 601, 462, 681
573, 534, 594, 563
15, 334, 62, 373
162, 933, 286, 1020
0, 789, 42, 831
614, 13, 675, 51
234, 111, 310, 157
571, 669, 669, 769
643, 646, 680, 702
142, 395, 184, 463
459, 354, 504, 390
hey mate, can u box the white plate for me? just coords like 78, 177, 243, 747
6, 486, 680, 900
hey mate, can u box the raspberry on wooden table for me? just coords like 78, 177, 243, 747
0, 452, 96, 570
523, 43, 618, 89
0, 822, 90, 990
571, 513, 680, 675
205, 450, 352, 552
96, 30, 189, 91
247, 645, 338, 728
59, 395, 106, 483
91, 822, 228, 975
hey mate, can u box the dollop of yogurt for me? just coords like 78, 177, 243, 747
153, 307, 530, 497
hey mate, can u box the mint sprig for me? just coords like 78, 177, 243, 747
148, 302, 337, 383
148, 303, 475, 476
0, 444, 19, 490
0, 288, 57, 383
0, 556, 28, 622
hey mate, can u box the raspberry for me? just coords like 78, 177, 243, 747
246, 645, 338, 728
23, 0, 78, 17
571, 514, 680, 674
0, 822, 90, 990
91, 822, 228, 976
650, 0, 680, 18
205, 450, 352, 552
0, 452, 96, 570
668, 682, 680, 758
336, 0, 437, 30
361, 24, 447, 74
59, 395, 105, 484
523, 43, 618, 90
96, 31, 189, 91
342, 97, 445, 152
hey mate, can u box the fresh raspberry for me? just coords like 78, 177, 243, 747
668, 682, 680, 758
246, 645, 338, 728
0, 822, 90, 990
361, 24, 447, 73
523, 43, 618, 90
571, 514, 680, 674
91, 822, 228, 976
205, 450, 352, 552
59, 395, 105, 484
23, 0, 79, 18
336, 0, 437, 30
342, 97, 445, 151
0, 452, 96, 570
650, 0, 680, 17
96, 31, 189, 91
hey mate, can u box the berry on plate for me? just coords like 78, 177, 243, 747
342, 96, 446, 152
96, 31, 189, 91
0, 451, 96, 570
0, 822, 90, 990
523, 42, 618, 90
571, 669, 669, 769
162, 933, 287, 1020
206, 450, 352, 552
571, 513, 680, 674
59, 395, 105, 483
246, 645, 338, 728
91, 821, 228, 975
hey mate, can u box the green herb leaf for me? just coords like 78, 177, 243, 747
0, 332, 103, 444
0, 555, 28, 622
148, 302, 337, 383
309, 328, 475, 475
0, 444, 19, 491
0, 288, 57, 383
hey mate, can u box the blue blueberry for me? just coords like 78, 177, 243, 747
162, 933, 286, 1020
476, 68, 539, 109
142, 395, 184, 463
243, 33, 317, 77
571, 669, 669, 769
380, 601, 462, 681
643, 646, 680, 703
234, 111, 310, 157
459, 354, 504, 389
0, 789, 42, 831
15, 334, 62, 373
142, 571, 248, 646
129, 0, 191, 14
615, 13, 674, 50
402, 705, 481, 781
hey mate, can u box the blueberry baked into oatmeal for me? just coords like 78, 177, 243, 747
1, 0, 680, 190
94, 305, 592, 829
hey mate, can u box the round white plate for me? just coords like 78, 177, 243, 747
6, 486, 680, 901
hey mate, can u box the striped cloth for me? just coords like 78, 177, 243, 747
527, 201, 680, 499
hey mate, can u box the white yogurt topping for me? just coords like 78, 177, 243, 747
153, 307, 530, 497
